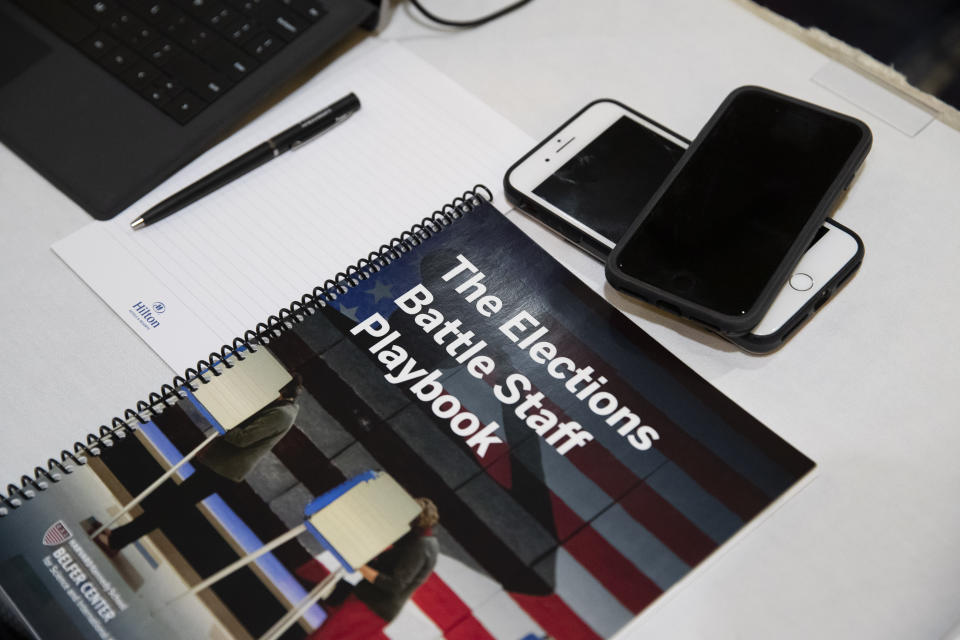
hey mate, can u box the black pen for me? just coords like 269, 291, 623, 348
131, 92, 361, 229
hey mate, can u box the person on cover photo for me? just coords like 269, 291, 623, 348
311, 497, 440, 639
94, 374, 302, 553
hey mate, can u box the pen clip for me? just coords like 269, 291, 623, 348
291, 112, 355, 151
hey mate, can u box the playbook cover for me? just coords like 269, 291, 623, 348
0, 199, 814, 640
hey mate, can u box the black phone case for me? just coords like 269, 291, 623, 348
604, 86, 873, 335
503, 98, 688, 261
723, 218, 864, 353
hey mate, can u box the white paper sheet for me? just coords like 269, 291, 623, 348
53, 39, 531, 372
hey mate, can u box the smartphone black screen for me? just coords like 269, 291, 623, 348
613, 89, 867, 318
532, 116, 684, 245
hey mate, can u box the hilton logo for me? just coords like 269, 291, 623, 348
129, 300, 163, 330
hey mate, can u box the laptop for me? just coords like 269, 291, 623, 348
0, 0, 381, 220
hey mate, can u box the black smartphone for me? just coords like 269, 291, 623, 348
605, 86, 872, 335
504, 98, 865, 352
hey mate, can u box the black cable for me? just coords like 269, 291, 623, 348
408, 0, 534, 27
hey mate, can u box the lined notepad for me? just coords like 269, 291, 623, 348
53, 39, 531, 372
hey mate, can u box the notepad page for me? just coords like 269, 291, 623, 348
53, 39, 532, 373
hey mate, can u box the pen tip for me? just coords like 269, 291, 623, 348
131, 217, 145, 230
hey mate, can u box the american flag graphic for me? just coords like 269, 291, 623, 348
97, 199, 812, 639
41, 520, 73, 546
257, 200, 814, 638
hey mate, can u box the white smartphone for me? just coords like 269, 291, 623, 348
505, 99, 686, 259
504, 99, 863, 352
730, 218, 862, 352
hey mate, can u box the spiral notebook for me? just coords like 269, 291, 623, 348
0, 190, 815, 640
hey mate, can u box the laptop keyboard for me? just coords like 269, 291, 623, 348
13, 0, 328, 124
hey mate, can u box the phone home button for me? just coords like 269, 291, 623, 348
789, 273, 814, 291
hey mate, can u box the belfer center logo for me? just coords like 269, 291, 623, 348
42, 520, 73, 546
129, 300, 163, 330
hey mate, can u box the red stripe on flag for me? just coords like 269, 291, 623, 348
547, 327, 772, 520
564, 525, 662, 613
653, 433, 768, 520
561, 430, 719, 566
549, 493, 662, 613
620, 482, 717, 566
510, 592, 602, 640
411, 573, 478, 634
444, 615, 496, 640
548, 492, 585, 541
573, 295, 814, 479
478, 365, 766, 523
484, 449, 513, 490
564, 433, 640, 499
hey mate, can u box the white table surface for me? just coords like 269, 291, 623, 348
2, 1, 959, 638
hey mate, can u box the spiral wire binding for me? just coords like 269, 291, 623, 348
0, 186, 493, 516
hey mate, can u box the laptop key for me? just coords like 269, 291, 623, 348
200, 38, 258, 80
199, 76, 231, 101
158, 7, 192, 38
72, 0, 121, 21
229, 0, 264, 15
15, 0, 97, 44
105, 11, 157, 48
161, 90, 206, 124
282, 0, 327, 22
80, 31, 118, 59
208, 6, 237, 28
243, 31, 282, 60
180, 23, 214, 52
177, 0, 235, 26
161, 52, 233, 102
121, 59, 161, 89
144, 38, 179, 64
234, 0, 276, 21
116, 19, 158, 48
134, 2, 179, 25
141, 75, 176, 104
154, 74, 183, 96
269, 10, 307, 41
102, 9, 135, 31
225, 19, 255, 43
100, 44, 137, 72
